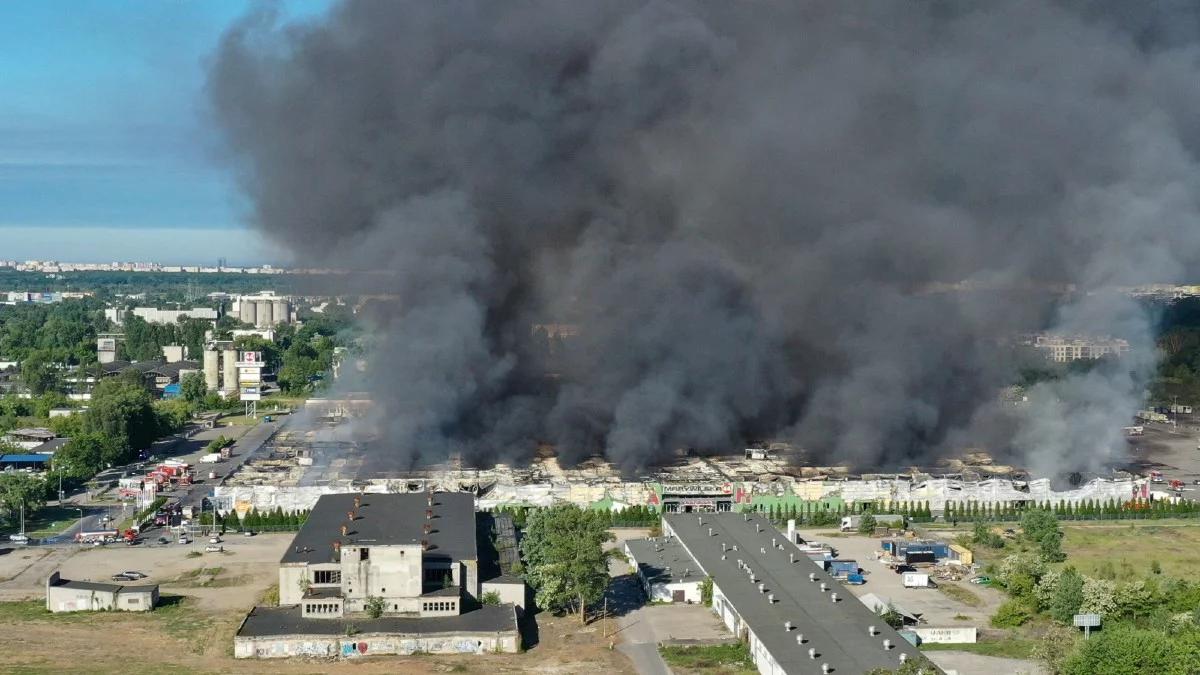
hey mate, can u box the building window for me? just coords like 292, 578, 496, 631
126, 597, 139, 605
314, 570, 341, 584
360, 547, 370, 561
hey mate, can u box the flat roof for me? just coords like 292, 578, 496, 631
0, 454, 51, 463
237, 604, 517, 638
50, 578, 157, 594
664, 512, 923, 673
626, 536, 703, 586
281, 492, 477, 565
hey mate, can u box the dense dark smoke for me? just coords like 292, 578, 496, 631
208, 1, 1200, 474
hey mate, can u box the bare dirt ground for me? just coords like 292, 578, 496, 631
0, 533, 635, 675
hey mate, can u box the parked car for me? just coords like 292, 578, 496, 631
205, 544, 223, 553
157, 536, 169, 545
969, 576, 991, 585
111, 573, 135, 581
242, 530, 255, 537
8, 534, 29, 544
209, 536, 221, 544
178, 536, 189, 545
122, 571, 148, 579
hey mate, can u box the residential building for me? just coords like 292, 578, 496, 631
1031, 334, 1130, 363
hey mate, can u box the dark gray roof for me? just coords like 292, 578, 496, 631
303, 587, 342, 599
482, 574, 524, 586
50, 578, 157, 594
237, 604, 517, 638
144, 360, 200, 378
30, 438, 69, 454
421, 586, 461, 598
626, 536, 703, 586
281, 492, 477, 565
664, 513, 924, 674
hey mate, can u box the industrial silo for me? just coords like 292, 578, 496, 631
273, 299, 290, 325
203, 348, 220, 391
256, 299, 274, 327
238, 298, 257, 326
222, 349, 238, 392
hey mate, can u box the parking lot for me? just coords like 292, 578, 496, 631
0, 531, 291, 611
793, 528, 1005, 626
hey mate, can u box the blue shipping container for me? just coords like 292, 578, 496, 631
830, 560, 858, 576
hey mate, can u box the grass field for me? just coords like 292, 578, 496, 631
23, 506, 82, 537
659, 643, 756, 675
921, 637, 1039, 659
937, 583, 983, 607
1060, 521, 1200, 580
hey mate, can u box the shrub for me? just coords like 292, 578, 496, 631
991, 599, 1034, 628
481, 591, 502, 606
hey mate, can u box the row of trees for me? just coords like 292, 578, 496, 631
759, 500, 934, 525
949, 497, 1200, 522
203, 507, 311, 532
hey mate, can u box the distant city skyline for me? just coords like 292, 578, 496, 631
0, 0, 331, 262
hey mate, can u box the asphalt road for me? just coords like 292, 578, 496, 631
21, 416, 288, 548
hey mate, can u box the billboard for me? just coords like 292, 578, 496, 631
237, 367, 261, 384
97, 338, 117, 352
239, 351, 261, 364
240, 386, 261, 401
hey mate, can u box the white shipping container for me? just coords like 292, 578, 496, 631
199, 453, 221, 464
903, 572, 930, 588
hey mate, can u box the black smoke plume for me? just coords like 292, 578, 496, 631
208, 1, 1200, 473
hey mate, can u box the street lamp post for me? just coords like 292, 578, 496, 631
74, 508, 84, 545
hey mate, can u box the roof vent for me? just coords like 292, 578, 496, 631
796, 633, 805, 644
698, 516, 703, 525
830, 592, 838, 603
420, 539, 429, 550
868, 625, 877, 636
768, 593, 775, 603
899, 653, 908, 663
820, 582, 827, 592
708, 527, 713, 536
883, 639, 892, 650
426, 508, 433, 520
755, 524, 761, 533
353, 494, 361, 508
744, 514, 749, 521
771, 538, 776, 548
340, 524, 348, 536
423, 522, 432, 535
721, 542, 727, 552
822, 664, 831, 674
347, 511, 355, 521
758, 583, 765, 593
808, 648, 817, 659
721, 554, 726, 561
784, 620, 792, 631
790, 553, 795, 564
332, 541, 341, 552
809, 573, 817, 582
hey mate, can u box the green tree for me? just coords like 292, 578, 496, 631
1062, 624, 1200, 675
1050, 567, 1085, 623
180, 371, 207, 403
858, 513, 877, 534
83, 378, 159, 461
52, 433, 114, 479
481, 590, 502, 606
1040, 529, 1066, 562
19, 350, 60, 395
0, 472, 47, 526
520, 504, 614, 624
364, 595, 385, 618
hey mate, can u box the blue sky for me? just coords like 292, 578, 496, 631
0, 0, 331, 265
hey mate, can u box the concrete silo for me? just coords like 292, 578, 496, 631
203, 348, 220, 391
273, 299, 290, 325
238, 298, 257, 326
256, 300, 274, 327
222, 348, 238, 392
